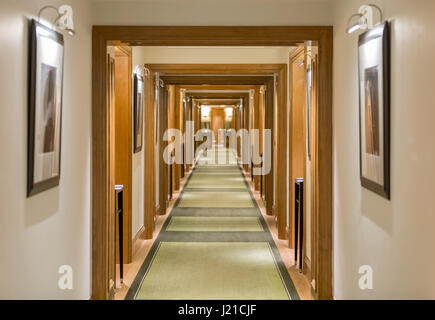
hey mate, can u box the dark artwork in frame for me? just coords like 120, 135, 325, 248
133, 73, 144, 153
27, 20, 64, 197
358, 21, 390, 199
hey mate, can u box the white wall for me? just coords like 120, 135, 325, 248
333, 0, 435, 299
92, 0, 333, 26
6, 0, 434, 301
131, 126, 144, 239
0, 0, 92, 299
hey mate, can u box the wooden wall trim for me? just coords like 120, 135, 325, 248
158, 80, 169, 215
275, 65, 288, 240
173, 86, 181, 190
160, 75, 273, 85
102, 26, 326, 46
316, 29, 333, 300
289, 46, 306, 249
131, 226, 145, 257
252, 86, 261, 191
182, 84, 257, 91
167, 85, 177, 192
91, 30, 109, 300
310, 56, 319, 291
193, 99, 200, 159
114, 46, 133, 263
264, 77, 275, 216
243, 96, 250, 173
304, 256, 312, 281
108, 55, 116, 298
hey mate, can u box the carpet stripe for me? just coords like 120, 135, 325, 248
125, 148, 300, 300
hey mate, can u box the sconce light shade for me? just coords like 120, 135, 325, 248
57, 5, 75, 35
345, 4, 383, 34
38, 4, 75, 36
346, 16, 363, 34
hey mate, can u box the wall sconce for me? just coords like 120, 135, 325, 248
346, 4, 383, 34
38, 5, 75, 36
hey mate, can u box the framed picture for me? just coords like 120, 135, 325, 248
133, 73, 144, 153
358, 22, 390, 199
27, 20, 64, 197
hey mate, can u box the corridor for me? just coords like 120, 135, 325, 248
4, 0, 435, 304
125, 147, 299, 300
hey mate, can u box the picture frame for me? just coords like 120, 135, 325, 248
358, 21, 390, 199
27, 19, 64, 197
133, 73, 144, 153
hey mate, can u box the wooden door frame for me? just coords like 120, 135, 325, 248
157, 76, 169, 216
113, 46, 133, 264
251, 85, 261, 191
185, 89, 251, 162
173, 85, 182, 190
106, 54, 115, 299
289, 47, 307, 247
161, 74, 275, 215
92, 26, 332, 300
167, 85, 176, 202
310, 49, 320, 293
191, 99, 241, 105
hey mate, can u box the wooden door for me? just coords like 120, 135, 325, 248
289, 47, 307, 251
243, 97, 250, 173
309, 50, 320, 295
107, 54, 116, 298
167, 85, 176, 199
157, 75, 169, 216
181, 97, 187, 178
264, 77, 275, 216
184, 97, 193, 172
211, 108, 225, 144
192, 100, 200, 158
143, 65, 157, 239
259, 86, 266, 199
